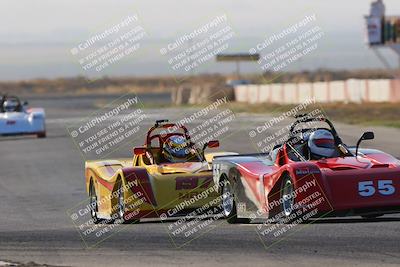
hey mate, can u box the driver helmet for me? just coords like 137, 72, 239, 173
163, 135, 192, 163
3, 99, 18, 112
308, 129, 336, 159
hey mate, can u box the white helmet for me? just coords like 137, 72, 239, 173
3, 99, 18, 112
308, 129, 336, 158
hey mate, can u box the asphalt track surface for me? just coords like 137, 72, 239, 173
0, 93, 399, 267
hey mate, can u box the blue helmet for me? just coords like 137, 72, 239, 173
163, 135, 191, 163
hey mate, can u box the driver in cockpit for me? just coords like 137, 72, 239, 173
2, 98, 19, 112
162, 135, 200, 163
307, 129, 337, 160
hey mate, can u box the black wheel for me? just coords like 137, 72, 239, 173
221, 175, 250, 224
280, 174, 295, 219
116, 182, 139, 224
89, 182, 102, 224
117, 182, 126, 221
37, 132, 46, 138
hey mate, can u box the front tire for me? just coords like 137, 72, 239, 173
116, 182, 139, 224
221, 176, 250, 224
280, 174, 295, 219
89, 182, 102, 224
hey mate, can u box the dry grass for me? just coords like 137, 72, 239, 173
228, 102, 400, 128
0, 69, 394, 96
0, 75, 227, 96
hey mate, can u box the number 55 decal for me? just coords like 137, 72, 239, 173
358, 180, 396, 197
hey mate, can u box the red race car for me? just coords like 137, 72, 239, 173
213, 114, 400, 223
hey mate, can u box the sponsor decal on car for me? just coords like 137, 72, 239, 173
295, 168, 320, 176
175, 176, 213, 190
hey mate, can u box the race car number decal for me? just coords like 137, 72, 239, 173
175, 177, 212, 190
358, 180, 395, 197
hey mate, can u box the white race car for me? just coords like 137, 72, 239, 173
0, 95, 46, 138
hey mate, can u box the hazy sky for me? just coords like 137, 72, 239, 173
1, 0, 400, 80
1, 0, 388, 40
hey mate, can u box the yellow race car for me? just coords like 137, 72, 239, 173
85, 119, 235, 223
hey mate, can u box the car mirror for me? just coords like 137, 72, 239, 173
23, 101, 28, 106
133, 147, 146, 155
356, 131, 374, 157
207, 140, 219, 148
361, 131, 374, 140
